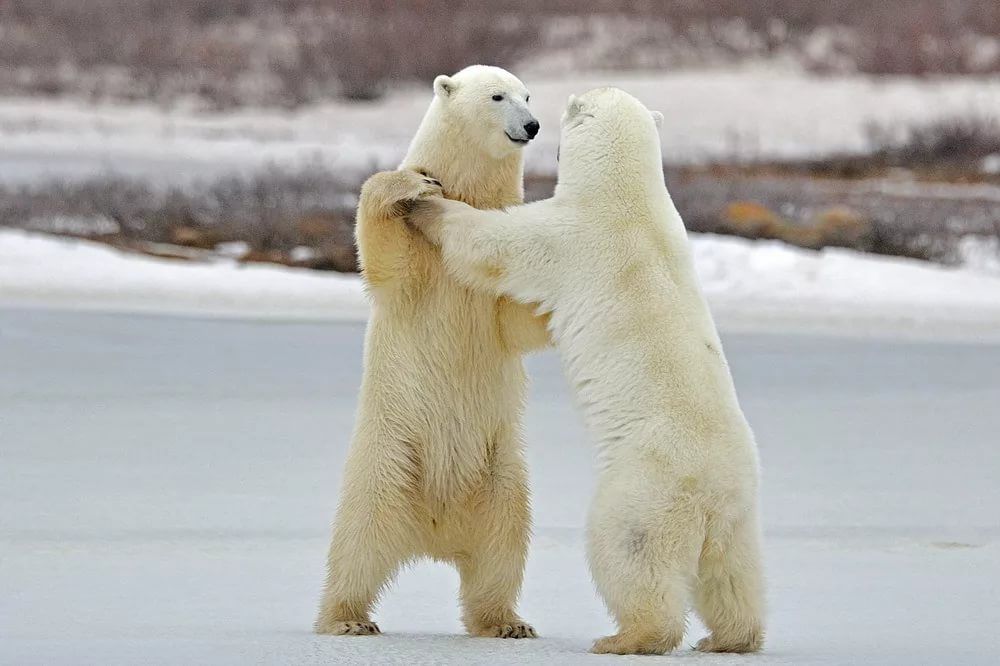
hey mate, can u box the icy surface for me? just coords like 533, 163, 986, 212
3, 70, 1000, 184
2, 311, 1000, 665
3, 229, 999, 341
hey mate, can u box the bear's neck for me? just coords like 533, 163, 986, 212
553, 134, 666, 210
400, 103, 524, 209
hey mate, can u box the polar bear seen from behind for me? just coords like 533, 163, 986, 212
405, 87, 765, 655
315, 66, 548, 639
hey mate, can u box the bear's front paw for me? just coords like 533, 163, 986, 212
315, 619, 381, 636
413, 168, 443, 190
406, 198, 446, 232
360, 169, 443, 219
407, 171, 443, 199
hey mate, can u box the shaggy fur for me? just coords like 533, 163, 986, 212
314, 66, 548, 639
405, 87, 766, 655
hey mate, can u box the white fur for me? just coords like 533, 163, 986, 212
314, 66, 548, 639
411, 87, 766, 655
427, 66, 537, 159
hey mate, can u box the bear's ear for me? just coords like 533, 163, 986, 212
434, 75, 457, 98
565, 94, 584, 119
651, 110, 664, 129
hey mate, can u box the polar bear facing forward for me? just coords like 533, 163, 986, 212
405, 87, 766, 655
315, 66, 549, 639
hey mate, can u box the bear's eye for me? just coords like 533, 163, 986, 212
491, 94, 503, 102
525, 95, 530, 103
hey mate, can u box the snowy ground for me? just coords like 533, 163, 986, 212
3, 70, 1000, 185
2, 229, 1000, 342
2, 310, 999, 665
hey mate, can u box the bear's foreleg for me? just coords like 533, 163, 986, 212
408, 198, 555, 302
355, 169, 442, 292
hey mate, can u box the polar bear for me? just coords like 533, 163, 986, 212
314, 66, 548, 639
403, 87, 766, 655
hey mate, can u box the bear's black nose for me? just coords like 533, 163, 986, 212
524, 120, 540, 139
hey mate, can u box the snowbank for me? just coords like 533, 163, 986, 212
0, 230, 368, 322
3, 229, 999, 341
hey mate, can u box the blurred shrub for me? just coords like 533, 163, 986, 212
804, 206, 872, 250
1, 0, 999, 106
0, 163, 364, 272
721, 201, 791, 240
0, 0, 539, 106
719, 201, 877, 253
319, 1, 539, 101
867, 115, 1000, 170
2, 161, 996, 272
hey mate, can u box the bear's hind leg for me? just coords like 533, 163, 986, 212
693, 511, 766, 653
455, 444, 536, 639
587, 549, 692, 655
587, 484, 703, 655
315, 438, 421, 636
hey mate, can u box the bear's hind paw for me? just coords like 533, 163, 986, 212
317, 620, 381, 636
591, 630, 680, 655
695, 633, 762, 654
474, 621, 537, 639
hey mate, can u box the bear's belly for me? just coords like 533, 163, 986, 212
361, 278, 528, 494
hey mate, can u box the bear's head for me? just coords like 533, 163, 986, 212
557, 87, 663, 180
433, 65, 539, 159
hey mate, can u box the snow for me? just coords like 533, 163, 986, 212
2, 228, 999, 342
958, 235, 1000, 276
2, 310, 999, 665
0, 229, 368, 322
3, 70, 1000, 184
23, 213, 120, 236
983, 154, 1000, 175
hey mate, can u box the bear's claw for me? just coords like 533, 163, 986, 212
323, 620, 381, 636
475, 622, 537, 639
414, 169, 442, 187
